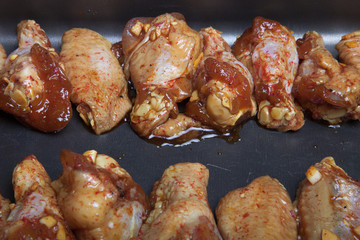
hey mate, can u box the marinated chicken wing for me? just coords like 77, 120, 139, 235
294, 31, 360, 124
122, 13, 202, 137
0, 155, 75, 239
0, 44, 6, 72
233, 16, 304, 131
135, 162, 222, 240
295, 157, 360, 239
216, 176, 297, 240
336, 30, 360, 71
0, 20, 72, 132
52, 149, 149, 240
60, 28, 132, 134
186, 27, 256, 131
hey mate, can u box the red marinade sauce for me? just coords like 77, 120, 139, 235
25, 43, 72, 132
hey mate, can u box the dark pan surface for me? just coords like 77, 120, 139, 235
0, 0, 359, 213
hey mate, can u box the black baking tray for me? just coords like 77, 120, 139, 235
0, 0, 360, 212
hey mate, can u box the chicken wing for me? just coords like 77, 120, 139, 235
216, 176, 297, 240
294, 31, 360, 124
0, 155, 75, 239
135, 162, 222, 240
0, 20, 72, 132
233, 16, 304, 131
122, 13, 202, 137
0, 44, 6, 72
60, 28, 132, 134
336, 30, 360, 71
295, 157, 360, 239
52, 149, 149, 240
185, 27, 256, 131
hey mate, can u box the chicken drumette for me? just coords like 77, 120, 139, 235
233, 16, 304, 131
0, 20, 72, 132
0, 155, 75, 239
122, 13, 202, 137
216, 176, 297, 240
52, 149, 149, 240
295, 157, 360, 239
134, 162, 222, 240
185, 27, 256, 131
60, 28, 132, 134
294, 31, 360, 124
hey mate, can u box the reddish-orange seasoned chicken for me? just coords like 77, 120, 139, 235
52, 150, 149, 240
0, 44, 6, 71
0, 20, 72, 132
61, 28, 132, 134
233, 16, 304, 131
122, 13, 202, 137
186, 27, 256, 131
134, 162, 222, 240
0, 155, 75, 239
295, 157, 360, 239
216, 176, 297, 240
294, 31, 360, 124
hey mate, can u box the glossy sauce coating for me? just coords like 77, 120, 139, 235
0, 20, 72, 132
186, 27, 256, 132
233, 16, 304, 131
52, 149, 149, 240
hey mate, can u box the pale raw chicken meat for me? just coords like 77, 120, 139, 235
0, 155, 75, 239
52, 149, 149, 240
122, 13, 202, 137
134, 162, 222, 240
60, 28, 132, 134
186, 27, 256, 131
0, 20, 72, 132
294, 31, 360, 124
295, 157, 360, 239
233, 16, 304, 131
216, 176, 297, 240
0, 44, 6, 71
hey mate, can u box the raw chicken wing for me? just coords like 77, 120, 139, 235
336, 30, 360, 71
52, 149, 149, 240
294, 31, 360, 124
233, 16, 304, 131
0, 20, 72, 132
186, 27, 256, 131
122, 13, 202, 137
216, 176, 297, 240
0, 155, 75, 239
295, 157, 360, 239
61, 28, 132, 134
135, 162, 222, 240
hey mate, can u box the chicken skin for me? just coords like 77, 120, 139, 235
216, 176, 297, 240
0, 44, 6, 72
294, 31, 360, 124
233, 16, 304, 131
52, 149, 149, 240
186, 27, 256, 131
0, 155, 75, 239
134, 162, 222, 240
336, 30, 360, 71
122, 13, 202, 137
295, 157, 360, 239
60, 28, 132, 134
0, 20, 72, 132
